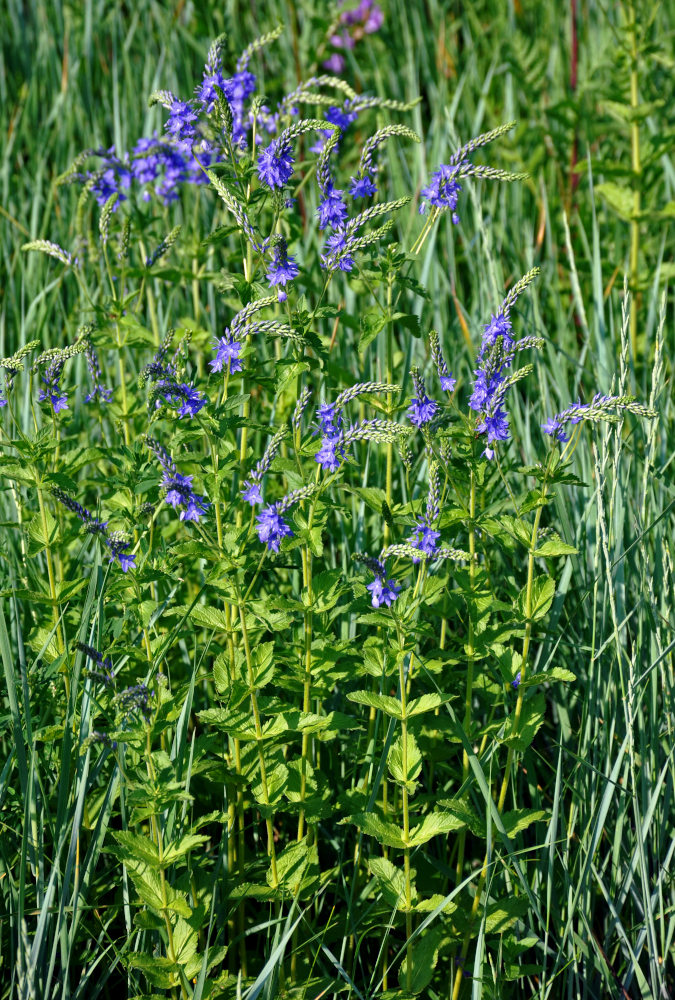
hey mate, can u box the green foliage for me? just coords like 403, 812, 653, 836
0, 3, 672, 1000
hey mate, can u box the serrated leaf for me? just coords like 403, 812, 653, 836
406, 692, 449, 717
596, 182, 634, 222
521, 666, 575, 688
266, 835, 319, 894
346, 812, 406, 849
161, 834, 209, 866
387, 733, 422, 790
485, 896, 529, 934
358, 309, 387, 352
534, 534, 578, 557
368, 856, 407, 910
501, 808, 547, 837
517, 575, 555, 621
503, 693, 546, 751
398, 926, 443, 993
408, 810, 465, 846
347, 690, 403, 719
109, 831, 160, 868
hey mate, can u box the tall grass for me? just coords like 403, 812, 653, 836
0, 2, 673, 998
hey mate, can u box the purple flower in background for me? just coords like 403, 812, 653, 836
256, 504, 293, 552
147, 437, 210, 523
323, 0, 384, 70
84, 343, 112, 404
105, 533, 137, 573
257, 137, 294, 188
512, 671, 522, 690
210, 332, 243, 374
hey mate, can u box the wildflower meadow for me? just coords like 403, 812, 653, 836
0, 2, 673, 998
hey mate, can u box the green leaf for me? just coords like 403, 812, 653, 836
408, 810, 465, 846
517, 575, 555, 621
368, 856, 407, 910
345, 812, 407, 849
501, 808, 547, 837
109, 831, 160, 868
406, 692, 450, 717
27, 510, 58, 554
485, 896, 529, 934
267, 835, 320, 894
521, 666, 576, 688
503, 693, 546, 751
596, 182, 634, 222
252, 642, 275, 687
534, 534, 578, 557
387, 733, 422, 790
161, 834, 209, 866
358, 309, 387, 353
398, 926, 444, 993
347, 690, 403, 719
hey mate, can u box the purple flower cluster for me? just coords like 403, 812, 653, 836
38, 358, 69, 414
147, 438, 210, 523
265, 240, 299, 301
541, 393, 613, 443
430, 331, 456, 392
51, 488, 136, 572
314, 399, 345, 472
468, 312, 515, 460
366, 559, 400, 609
323, 0, 385, 73
257, 136, 295, 189
210, 331, 243, 374
84, 342, 112, 404
242, 425, 287, 507
256, 504, 294, 552
408, 521, 441, 563
196, 68, 256, 145
407, 371, 439, 427
419, 163, 463, 221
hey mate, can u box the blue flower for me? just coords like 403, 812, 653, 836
210, 332, 243, 374
349, 174, 377, 199
408, 521, 441, 562
256, 504, 293, 552
266, 247, 299, 301
38, 359, 68, 414
315, 436, 344, 472
241, 480, 263, 506
325, 102, 358, 132
315, 401, 342, 437
317, 184, 348, 230
512, 671, 521, 690
165, 100, 199, 144
407, 394, 438, 427
320, 228, 354, 271
257, 138, 294, 189
366, 574, 400, 609
419, 163, 463, 221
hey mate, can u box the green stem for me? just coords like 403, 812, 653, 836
36, 482, 67, 690
456, 468, 476, 882
237, 586, 279, 887
450, 486, 547, 1000
398, 649, 413, 994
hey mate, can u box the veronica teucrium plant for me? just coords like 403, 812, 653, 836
5, 25, 656, 1000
